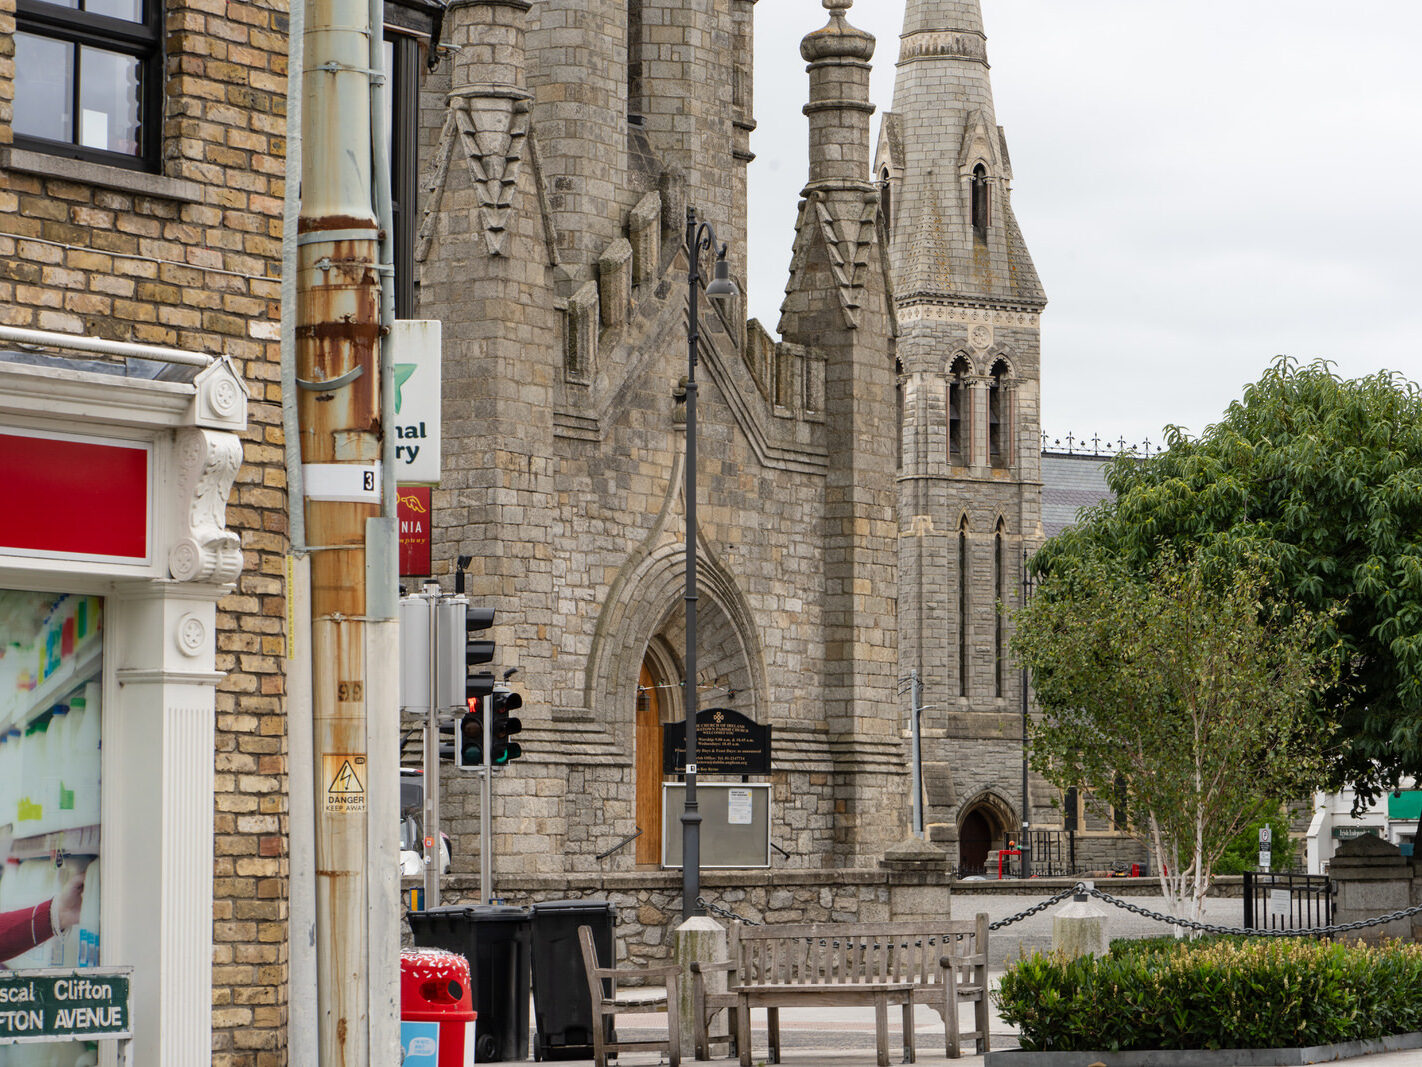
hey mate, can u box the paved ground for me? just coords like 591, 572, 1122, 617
476, 891, 1418, 1066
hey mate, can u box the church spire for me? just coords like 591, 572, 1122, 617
902, 0, 983, 36
880, 0, 1042, 309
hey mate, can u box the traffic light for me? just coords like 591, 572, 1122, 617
490, 686, 523, 764
465, 605, 495, 704
456, 697, 484, 769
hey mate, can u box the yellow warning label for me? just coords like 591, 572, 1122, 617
324, 754, 367, 814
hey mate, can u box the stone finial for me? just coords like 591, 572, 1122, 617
802, 0, 874, 63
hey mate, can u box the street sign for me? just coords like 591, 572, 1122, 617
1259, 825, 1273, 847
0, 969, 132, 1044
1259, 849, 1272, 870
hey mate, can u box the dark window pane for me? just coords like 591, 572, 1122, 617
85, 0, 143, 21
14, 33, 74, 143
79, 45, 141, 154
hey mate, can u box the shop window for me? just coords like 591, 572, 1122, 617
13, 0, 162, 170
383, 29, 424, 318
0, 589, 104, 1062
971, 164, 990, 239
988, 360, 1009, 468
947, 356, 969, 465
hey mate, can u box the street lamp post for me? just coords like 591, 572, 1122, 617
681, 205, 738, 922
1020, 549, 1034, 879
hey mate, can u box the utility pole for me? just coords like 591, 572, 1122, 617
296, 0, 382, 1056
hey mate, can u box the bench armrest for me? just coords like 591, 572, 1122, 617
938, 953, 987, 970
690, 959, 738, 975
624, 963, 683, 981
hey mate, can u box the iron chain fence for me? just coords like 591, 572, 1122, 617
699, 883, 1422, 940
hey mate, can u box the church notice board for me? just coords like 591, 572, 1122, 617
662, 708, 771, 775
662, 783, 771, 869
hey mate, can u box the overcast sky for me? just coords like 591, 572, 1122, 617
747, 0, 1422, 449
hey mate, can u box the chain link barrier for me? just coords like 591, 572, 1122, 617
1080, 882, 1422, 939
987, 886, 1081, 931
701, 884, 1422, 940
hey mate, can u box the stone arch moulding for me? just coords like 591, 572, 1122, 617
942, 350, 976, 377
984, 345, 1016, 378
958, 788, 1018, 838
583, 538, 768, 737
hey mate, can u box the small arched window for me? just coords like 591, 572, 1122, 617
971, 164, 990, 239
958, 516, 971, 698
988, 360, 1009, 468
947, 356, 969, 465
880, 167, 893, 231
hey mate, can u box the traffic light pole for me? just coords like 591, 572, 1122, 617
423, 592, 441, 908
481, 695, 492, 904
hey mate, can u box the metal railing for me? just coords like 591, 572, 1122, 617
1243, 870, 1334, 932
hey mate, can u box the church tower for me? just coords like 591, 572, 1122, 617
876, 0, 1049, 872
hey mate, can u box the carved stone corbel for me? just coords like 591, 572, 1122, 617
169, 426, 244, 585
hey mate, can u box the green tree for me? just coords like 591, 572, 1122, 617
1037, 358, 1422, 804
1014, 551, 1334, 926
1214, 807, 1298, 876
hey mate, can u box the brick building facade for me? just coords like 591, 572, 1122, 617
1, 0, 291, 1059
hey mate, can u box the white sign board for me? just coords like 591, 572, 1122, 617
1259, 850, 1272, 870
1269, 889, 1292, 917
389, 319, 442, 484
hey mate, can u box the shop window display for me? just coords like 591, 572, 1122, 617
0, 589, 103, 1066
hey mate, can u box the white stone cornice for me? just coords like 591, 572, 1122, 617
895, 302, 1040, 328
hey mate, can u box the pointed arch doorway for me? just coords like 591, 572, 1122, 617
635, 656, 669, 865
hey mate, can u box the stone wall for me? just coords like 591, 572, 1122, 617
425, 864, 952, 971
0, 0, 291, 1060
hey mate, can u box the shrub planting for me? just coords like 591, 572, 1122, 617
996, 938, 1422, 1052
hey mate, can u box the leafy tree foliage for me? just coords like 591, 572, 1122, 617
1214, 806, 1298, 876
1013, 552, 1333, 925
1035, 358, 1422, 803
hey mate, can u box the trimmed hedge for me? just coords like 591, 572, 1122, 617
996, 938, 1422, 1052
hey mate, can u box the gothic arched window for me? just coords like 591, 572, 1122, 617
988, 360, 1009, 468
895, 358, 904, 472
994, 519, 1006, 698
947, 356, 970, 466
880, 167, 893, 231
971, 164, 990, 239
958, 516, 971, 698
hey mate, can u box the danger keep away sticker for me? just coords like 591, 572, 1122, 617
324, 754, 367, 814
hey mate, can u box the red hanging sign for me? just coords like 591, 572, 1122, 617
0, 431, 150, 561
398, 485, 431, 577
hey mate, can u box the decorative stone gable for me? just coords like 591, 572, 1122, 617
451, 89, 533, 257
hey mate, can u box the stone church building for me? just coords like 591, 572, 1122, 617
413, 0, 1133, 888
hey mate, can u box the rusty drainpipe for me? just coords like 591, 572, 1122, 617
296, 0, 382, 1057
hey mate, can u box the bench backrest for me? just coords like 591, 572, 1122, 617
729, 916, 987, 990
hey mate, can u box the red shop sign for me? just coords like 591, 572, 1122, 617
0, 430, 151, 561
398, 485, 431, 577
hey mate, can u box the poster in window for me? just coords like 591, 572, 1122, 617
0, 589, 104, 1064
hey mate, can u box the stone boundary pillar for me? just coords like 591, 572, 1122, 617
1329, 834, 1412, 943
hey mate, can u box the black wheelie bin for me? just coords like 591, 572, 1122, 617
407, 903, 532, 1063
529, 899, 618, 1060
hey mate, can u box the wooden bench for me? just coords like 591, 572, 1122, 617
691, 915, 990, 1064
577, 924, 682, 1067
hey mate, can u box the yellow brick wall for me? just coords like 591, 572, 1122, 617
0, 0, 292, 1062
